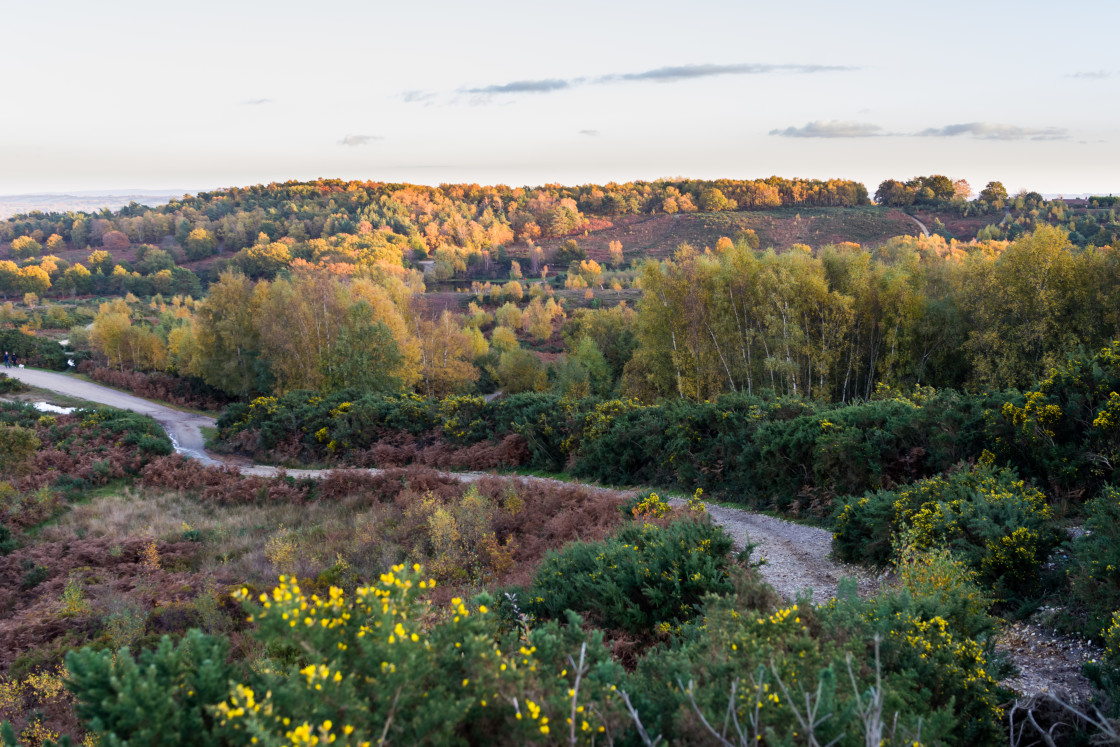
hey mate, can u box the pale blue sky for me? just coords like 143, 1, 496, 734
2, 0, 1118, 195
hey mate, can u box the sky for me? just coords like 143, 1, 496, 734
2, 0, 1118, 197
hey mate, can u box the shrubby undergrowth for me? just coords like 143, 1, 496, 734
218, 386, 1003, 516
834, 462, 1061, 601
217, 344, 1120, 522
34, 526, 1013, 746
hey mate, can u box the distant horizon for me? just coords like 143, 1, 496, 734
1, 176, 1116, 206
4, 0, 1118, 203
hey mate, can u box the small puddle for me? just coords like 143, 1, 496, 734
33, 402, 76, 415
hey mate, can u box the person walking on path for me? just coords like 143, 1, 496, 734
2, 352, 9, 368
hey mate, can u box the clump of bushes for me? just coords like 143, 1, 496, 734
0, 403, 173, 528
52, 558, 1010, 746
993, 341, 1120, 498
218, 387, 1005, 518
62, 567, 630, 746
1069, 486, 1120, 640
621, 539, 1007, 746
527, 517, 734, 634
0, 373, 28, 394
79, 363, 232, 411
834, 462, 1061, 598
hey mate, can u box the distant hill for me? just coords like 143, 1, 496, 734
0, 190, 190, 220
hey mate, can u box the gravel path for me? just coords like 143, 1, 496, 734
694, 502, 882, 602
8, 367, 1093, 701
9, 369, 878, 603
996, 621, 1101, 705
7, 367, 221, 464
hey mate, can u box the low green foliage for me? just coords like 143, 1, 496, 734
0, 373, 28, 394
628, 549, 1006, 746
52, 555, 1013, 747
527, 518, 734, 634
993, 342, 1120, 497
1069, 486, 1120, 640
0, 524, 15, 556
834, 463, 1061, 599
65, 629, 236, 746
63, 566, 629, 745
219, 387, 1004, 518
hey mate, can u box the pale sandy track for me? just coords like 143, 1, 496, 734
9, 366, 1100, 703
7, 367, 874, 601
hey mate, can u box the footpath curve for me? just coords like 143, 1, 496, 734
4, 367, 1096, 702
5, 367, 871, 601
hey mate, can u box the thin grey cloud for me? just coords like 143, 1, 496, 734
464, 78, 571, 95
449, 62, 853, 102
338, 134, 384, 147
601, 63, 854, 83
401, 89, 437, 103
770, 120, 1070, 141
770, 120, 883, 138
918, 122, 1068, 141
244, 98, 273, 105
1068, 70, 1113, 79
578, 129, 600, 136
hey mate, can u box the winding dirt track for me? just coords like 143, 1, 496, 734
6, 367, 869, 601
5, 367, 1097, 701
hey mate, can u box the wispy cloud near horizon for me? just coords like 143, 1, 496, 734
434, 62, 855, 103
1067, 70, 1113, 79
918, 123, 1068, 141
401, 90, 437, 104
243, 98, 274, 105
770, 120, 883, 138
771, 120, 1069, 141
463, 78, 572, 95
338, 135, 384, 146
600, 62, 853, 83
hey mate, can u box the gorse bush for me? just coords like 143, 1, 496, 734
1069, 486, 1120, 640
619, 491, 671, 520
40, 548, 1014, 745
527, 517, 734, 634
993, 342, 1120, 498
893, 538, 995, 642
834, 462, 1061, 598
218, 386, 1008, 517
63, 566, 629, 746
0, 374, 28, 395
627, 560, 1007, 746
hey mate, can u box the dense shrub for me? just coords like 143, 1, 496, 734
218, 387, 1006, 519
0, 524, 15, 556
63, 567, 628, 745
527, 517, 734, 634
0, 373, 28, 394
627, 546, 1006, 746
834, 462, 1061, 598
993, 342, 1120, 499
65, 629, 236, 746
78, 363, 232, 410
46, 548, 1013, 745
1069, 486, 1120, 640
